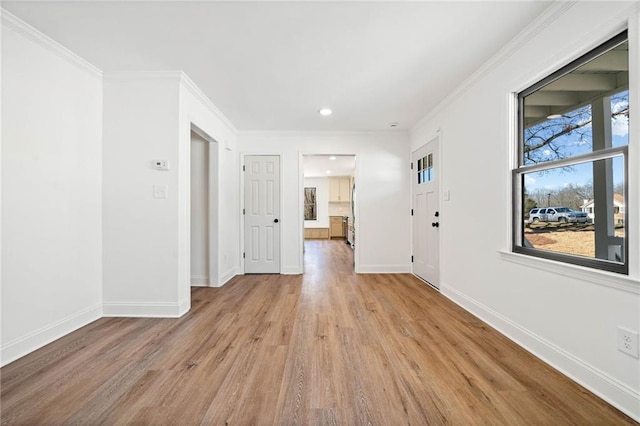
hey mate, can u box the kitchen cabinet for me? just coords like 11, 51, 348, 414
329, 216, 346, 238
329, 177, 351, 202
304, 228, 329, 239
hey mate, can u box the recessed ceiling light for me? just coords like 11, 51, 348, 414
329, 156, 337, 160
547, 114, 562, 119
326, 170, 332, 174
319, 108, 332, 116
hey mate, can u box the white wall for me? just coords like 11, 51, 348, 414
190, 131, 209, 286
102, 72, 239, 316
303, 177, 329, 228
1, 14, 103, 365
238, 132, 411, 274
102, 73, 184, 317
410, 2, 640, 420
0, 13, 240, 362
179, 76, 239, 290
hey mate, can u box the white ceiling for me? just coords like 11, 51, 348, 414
304, 155, 356, 178
3, 1, 552, 131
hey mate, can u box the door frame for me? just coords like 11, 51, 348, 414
189, 124, 219, 287
298, 152, 359, 274
239, 152, 284, 274
411, 132, 442, 289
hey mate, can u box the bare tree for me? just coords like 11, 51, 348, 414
556, 183, 592, 210
528, 183, 593, 211
524, 92, 629, 164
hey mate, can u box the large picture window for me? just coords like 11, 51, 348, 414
513, 31, 629, 274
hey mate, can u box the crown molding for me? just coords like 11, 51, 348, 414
410, 1, 577, 134
179, 72, 238, 134
236, 129, 409, 137
102, 70, 184, 81
1, 8, 102, 78
101, 70, 239, 134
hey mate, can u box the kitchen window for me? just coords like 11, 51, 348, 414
304, 187, 317, 221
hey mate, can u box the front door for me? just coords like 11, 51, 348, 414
412, 137, 440, 288
244, 155, 280, 274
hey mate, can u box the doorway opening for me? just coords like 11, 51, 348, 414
190, 127, 218, 288
301, 154, 356, 272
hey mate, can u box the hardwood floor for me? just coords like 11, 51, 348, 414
1, 240, 636, 425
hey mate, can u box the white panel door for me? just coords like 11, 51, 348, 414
412, 137, 440, 288
244, 155, 280, 274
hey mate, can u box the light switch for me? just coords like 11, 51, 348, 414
153, 185, 168, 199
443, 190, 450, 201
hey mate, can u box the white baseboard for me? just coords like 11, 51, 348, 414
190, 275, 209, 286
177, 298, 190, 317
102, 301, 185, 318
218, 268, 237, 286
281, 265, 303, 275
0, 303, 102, 367
441, 284, 640, 422
357, 264, 412, 273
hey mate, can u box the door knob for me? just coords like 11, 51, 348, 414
274, 218, 279, 223
432, 222, 439, 227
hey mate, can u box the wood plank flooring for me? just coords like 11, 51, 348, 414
1, 240, 636, 425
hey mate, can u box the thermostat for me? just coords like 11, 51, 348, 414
153, 160, 170, 171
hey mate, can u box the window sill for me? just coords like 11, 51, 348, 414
498, 250, 639, 294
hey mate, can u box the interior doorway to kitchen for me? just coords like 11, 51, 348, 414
301, 154, 357, 273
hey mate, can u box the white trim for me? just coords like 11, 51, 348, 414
187, 122, 220, 290
298, 151, 359, 274
499, 250, 639, 294
441, 284, 640, 423
0, 303, 102, 367
239, 152, 245, 273
358, 264, 411, 274
191, 123, 217, 143
103, 70, 183, 82
0, 6, 3, 371
103, 302, 185, 318
218, 268, 237, 287
282, 265, 303, 275
298, 152, 305, 274
178, 298, 190, 317
627, 8, 640, 279
237, 129, 408, 137
411, 2, 575, 133
505, 92, 519, 252
180, 73, 238, 133
190, 275, 209, 286
1, 8, 102, 77
354, 157, 360, 273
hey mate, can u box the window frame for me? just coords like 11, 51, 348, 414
512, 30, 630, 275
303, 187, 317, 221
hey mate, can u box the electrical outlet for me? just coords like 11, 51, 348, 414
617, 327, 639, 358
